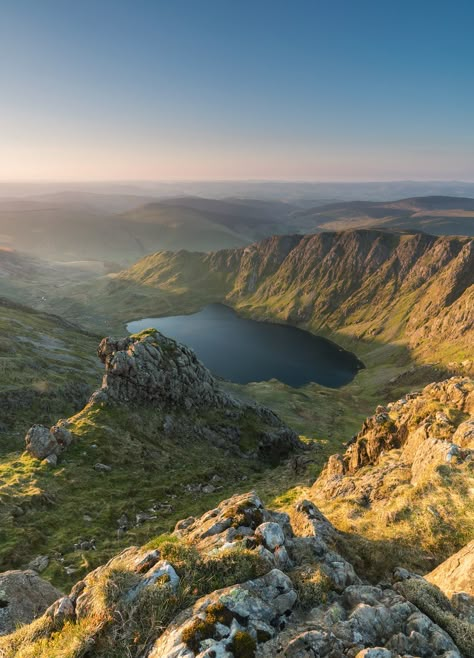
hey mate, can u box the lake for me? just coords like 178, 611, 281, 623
127, 303, 363, 388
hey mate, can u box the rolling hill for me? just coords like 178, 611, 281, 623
294, 195, 474, 236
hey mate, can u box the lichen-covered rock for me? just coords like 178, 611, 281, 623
1, 493, 471, 657
95, 332, 237, 410
24, 424, 60, 460
148, 569, 297, 657
0, 570, 62, 635
174, 491, 292, 557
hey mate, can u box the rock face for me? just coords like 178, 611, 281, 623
3, 492, 472, 657
24, 330, 300, 463
426, 541, 474, 598
0, 570, 61, 635
94, 332, 237, 409
314, 377, 474, 515
108, 230, 474, 359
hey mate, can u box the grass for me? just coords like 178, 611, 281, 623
0, 539, 268, 658
0, 299, 100, 445
0, 395, 313, 591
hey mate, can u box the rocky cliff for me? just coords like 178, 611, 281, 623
93, 230, 474, 363
312, 377, 474, 567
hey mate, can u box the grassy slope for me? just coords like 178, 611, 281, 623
0, 383, 315, 591
0, 298, 101, 443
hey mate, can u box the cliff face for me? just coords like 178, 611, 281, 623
112, 230, 474, 362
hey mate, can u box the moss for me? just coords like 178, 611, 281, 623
291, 565, 332, 608
397, 578, 474, 658
182, 617, 216, 652
206, 602, 234, 626
231, 630, 257, 657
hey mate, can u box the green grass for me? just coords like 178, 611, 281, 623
0, 396, 310, 590
0, 299, 101, 445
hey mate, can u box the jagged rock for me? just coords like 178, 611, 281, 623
148, 569, 297, 657
313, 378, 474, 544
2, 492, 471, 657
0, 569, 62, 635
95, 332, 240, 410
255, 522, 285, 551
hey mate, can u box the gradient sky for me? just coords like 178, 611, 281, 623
0, 0, 473, 181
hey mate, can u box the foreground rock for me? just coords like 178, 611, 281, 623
1, 492, 472, 657
0, 570, 61, 635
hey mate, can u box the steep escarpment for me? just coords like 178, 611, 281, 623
79, 230, 474, 364
0, 330, 299, 584
1, 491, 472, 657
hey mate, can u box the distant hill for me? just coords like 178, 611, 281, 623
0, 194, 297, 264
2, 192, 473, 266
293, 195, 474, 235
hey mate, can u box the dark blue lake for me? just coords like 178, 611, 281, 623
127, 303, 362, 388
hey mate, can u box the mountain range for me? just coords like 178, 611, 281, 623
0, 193, 472, 657
0, 194, 473, 267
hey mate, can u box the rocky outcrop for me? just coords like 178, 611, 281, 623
0, 570, 61, 635
23, 330, 300, 464
315, 377, 474, 500
94, 331, 237, 409
2, 492, 472, 657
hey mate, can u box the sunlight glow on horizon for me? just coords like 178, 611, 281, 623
0, 1, 473, 182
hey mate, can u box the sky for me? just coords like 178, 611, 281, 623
0, 0, 473, 182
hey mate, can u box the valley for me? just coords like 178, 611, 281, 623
0, 196, 472, 658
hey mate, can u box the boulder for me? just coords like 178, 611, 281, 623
0, 570, 62, 635
24, 424, 59, 460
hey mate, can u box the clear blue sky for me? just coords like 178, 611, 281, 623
0, 0, 473, 181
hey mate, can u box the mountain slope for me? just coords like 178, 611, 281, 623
0, 297, 101, 443
70, 230, 474, 365
0, 329, 299, 586
312, 376, 474, 566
